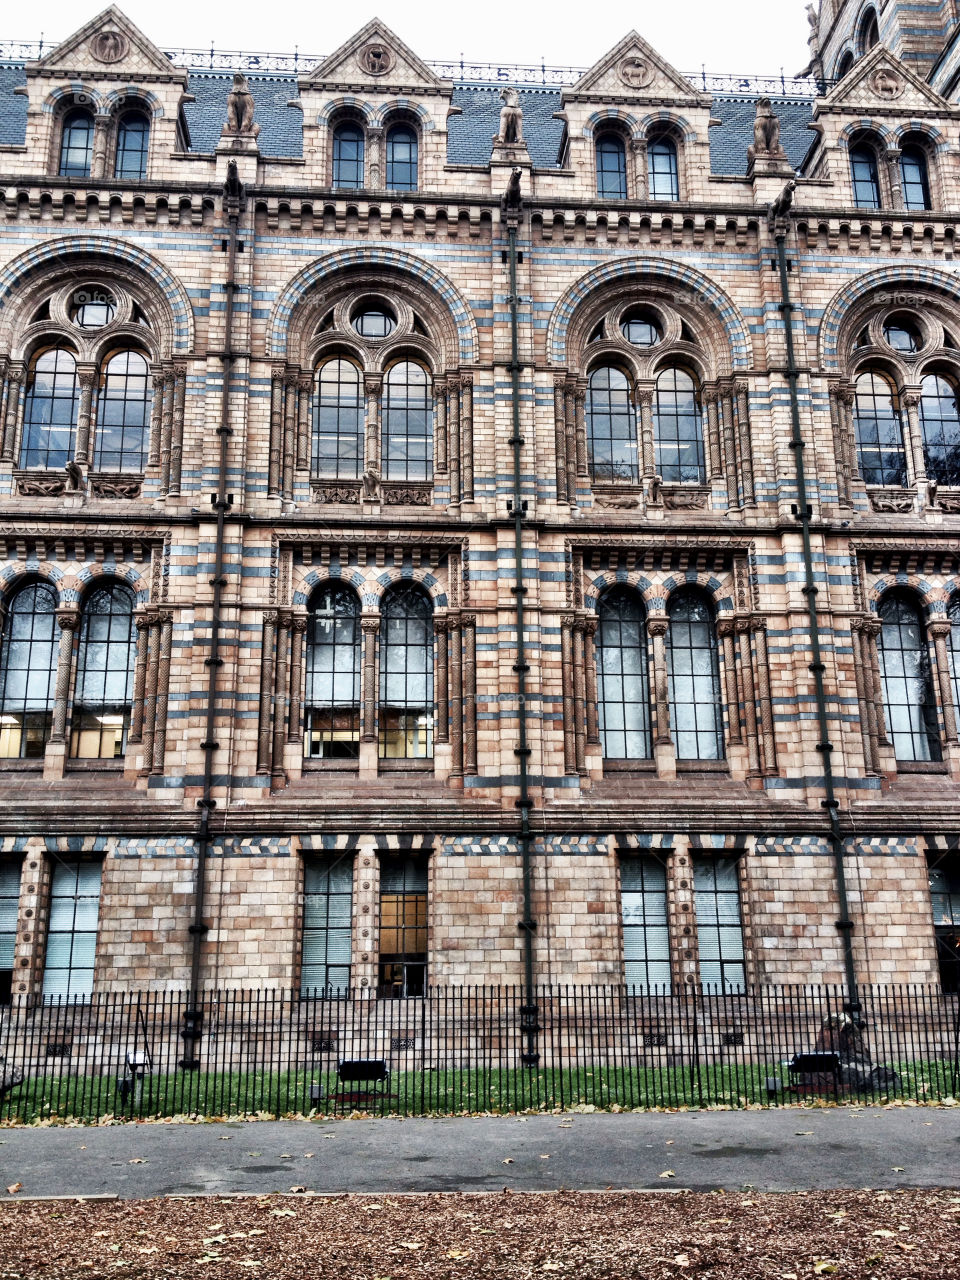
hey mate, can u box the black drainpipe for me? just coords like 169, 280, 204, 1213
180, 163, 241, 1068
772, 198, 859, 1012
502, 173, 539, 1065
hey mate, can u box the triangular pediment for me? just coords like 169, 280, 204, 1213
821, 42, 953, 112
29, 6, 185, 80
305, 18, 442, 88
566, 30, 708, 103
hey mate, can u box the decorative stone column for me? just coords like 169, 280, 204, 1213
447, 375, 461, 506
268, 367, 285, 497
1, 364, 24, 463
828, 385, 851, 506
287, 615, 307, 745
363, 374, 382, 476
434, 376, 448, 475
560, 615, 577, 775
159, 370, 176, 496
838, 387, 859, 481
148, 369, 164, 468
647, 616, 676, 779
73, 365, 97, 465
553, 374, 568, 503
283, 373, 299, 501
851, 617, 879, 774
751, 618, 778, 774
572, 616, 587, 773
703, 386, 722, 479
91, 114, 111, 180
296, 374, 312, 472
574, 382, 588, 478
900, 388, 926, 495
735, 381, 755, 505
717, 617, 741, 746
151, 611, 174, 776
462, 613, 478, 777
448, 614, 463, 778
630, 137, 647, 197
636, 384, 656, 480
271, 611, 291, 787
257, 611, 277, 776
49, 608, 79, 745
720, 384, 739, 507
929, 620, 958, 745
128, 611, 150, 746
884, 148, 904, 211
168, 365, 186, 496
434, 615, 450, 748
461, 373, 474, 502
367, 127, 384, 188
583, 615, 600, 747
359, 614, 380, 779
736, 617, 761, 775
141, 611, 161, 773
564, 381, 578, 500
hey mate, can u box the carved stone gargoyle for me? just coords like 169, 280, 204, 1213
494, 88, 524, 146
222, 73, 261, 139
747, 98, 787, 163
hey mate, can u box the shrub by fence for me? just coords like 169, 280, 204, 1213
1, 984, 958, 1122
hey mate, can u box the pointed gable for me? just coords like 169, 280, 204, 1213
305, 18, 444, 90
820, 42, 956, 115
565, 30, 709, 105
28, 5, 187, 84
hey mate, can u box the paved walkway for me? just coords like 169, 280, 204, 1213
1, 1107, 958, 1199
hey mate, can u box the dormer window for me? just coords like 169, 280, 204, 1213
59, 108, 94, 179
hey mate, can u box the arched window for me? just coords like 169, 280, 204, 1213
312, 358, 364, 479
70, 583, 136, 760
667, 590, 724, 761
332, 122, 364, 189
648, 137, 679, 201
654, 366, 704, 483
379, 584, 433, 760
901, 146, 931, 212
596, 588, 652, 761
58, 108, 94, 178
836, 51, 855, 79
115, 112, 150, 180
0, 582, 58, 759
304, 584, 361, 761
596, 133, 627, 200
854, 371, 907, 486
587, 365, 637, 483
93, 350, 152, 473
21, 347, 80, 470
382, 361, 432, 482
386, 124, 418, 190
877, 594, 941, 762
859, 8, 880, 54
851, 144, 881, 208
919, 373, 960, 486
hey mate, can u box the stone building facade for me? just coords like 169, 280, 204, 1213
0, 4, 959, 1005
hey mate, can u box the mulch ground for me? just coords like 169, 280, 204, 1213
1, 1188, 957, 1279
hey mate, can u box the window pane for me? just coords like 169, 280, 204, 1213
302, 858, 354, 994
386, 126, 418, 191
43, 861, 101, 1003
667, 591, 724, 760
851, 146, 881, 208
115, 114, 150, 180
654, 367, 704, 483
0, 862, 19, 974
379, 585, 434, 760
312, 359, 363, 479
21, 348, 79, 470
920, 374, 960, 486
620, 857, 670, 991
70, 583, 135, 760
596, 134, 627, 200
333, 124, 364, 188
597, 589, 651, 760
378, 856, 428, 997
854, 371, 907, 486
304, 585, 361, 760
877, 595, 942, 762
93, 350, 151, 473
648, 138, 679, 201
59, 110, 93, 178
900, 148, 931, 212
587, 365, 637, 483
930, 856, 960, 992
0, 583, 57, 759
383, 362, 433, 482
693, 857, 744, 992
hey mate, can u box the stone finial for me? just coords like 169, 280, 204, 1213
747, 98, 787, 164
223, 73, 261, 139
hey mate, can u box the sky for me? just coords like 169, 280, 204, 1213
5, 1, 816, 79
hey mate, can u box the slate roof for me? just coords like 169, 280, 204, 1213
0, 63, 816, 176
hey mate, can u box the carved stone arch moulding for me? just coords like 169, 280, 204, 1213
0, 238, 194, 357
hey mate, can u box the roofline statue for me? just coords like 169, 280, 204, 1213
222, 72, 261, 139
494, 88, 524, 147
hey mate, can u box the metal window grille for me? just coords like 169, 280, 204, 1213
877, 594, 942, 763
900, 147, 931, 212
386, 126, 418, 191
92, 350, 152, 473
620, 856, 670, 992
919, 374, 960, 486
21, 347, 80, 470
693, 856, 745, 992
0, 861, 19, 1004
0, 582, 57, 760
312, 358, 364, 479
929, 855, 960, 993
379, 584, 434, 760
597, 588, 652, 760
304, 584, 361, 760
58, 109, 93, 178
587, 364, 638, 483
70, 583, 136, 761
382, 361, 433, 482
301, 858, 353, 995
115, 114, 150, 180
332, 123, 364, 189
654, 366, 705, 483
853, 371, 907, 486
378, 857, 428, 997
42, 861, 102, 1003
667, 590, 724, 761
850, 146, 881, 209
595, 134, 627, 200
648, 138, 679, 201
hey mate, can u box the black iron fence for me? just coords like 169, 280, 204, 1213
1, 985, 958, 1122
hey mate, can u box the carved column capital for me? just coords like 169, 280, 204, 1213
291, 614, 308, 634
363, 373, 383, 397
76, 364, 97, 389
900, 389, 921, 411
734, 616, 752, 635
560, 613, 577, 629
56, 607, 80, 631
5, 364, 24, 386
582, 615, 598, 638
646, 616, 669, 637
862, 616, 882, 639
360, 615, 381, 634
734, 380, 750, 399
749, 616, 768, 633
460, 612, 477, 628
716, 616, 736, 638
277, 609, 293, 630
634, 383, 655, 407
263, 610, 279, 625
459, 370, 474, 390
155, 609, 174, 626
929, 619, 953, 639
837, 387, 855, 408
